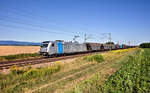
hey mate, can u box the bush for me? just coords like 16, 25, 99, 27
83, 54, 104, 63
140, 43, 150, 48
10, 65, 24, 75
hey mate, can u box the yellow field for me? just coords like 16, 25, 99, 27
0, 46, 40, 56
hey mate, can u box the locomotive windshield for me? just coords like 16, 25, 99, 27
41, 43, 48, 47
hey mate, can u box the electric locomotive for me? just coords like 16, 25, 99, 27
40, 40, 87, 56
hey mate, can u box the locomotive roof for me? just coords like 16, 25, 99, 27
42, 41, 50, 43
85, 42, 103, 45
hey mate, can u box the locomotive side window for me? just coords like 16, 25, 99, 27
52, 43, 54, 47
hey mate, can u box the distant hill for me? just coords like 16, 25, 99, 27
0, 40, 41, 46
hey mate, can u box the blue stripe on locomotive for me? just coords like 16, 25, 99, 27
58, 42, 63, 54
119, 45, 123, 48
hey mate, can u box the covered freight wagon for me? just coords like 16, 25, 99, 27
85, 43, 104, 51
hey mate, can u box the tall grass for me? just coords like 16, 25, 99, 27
83, 54, 104, 63
66, 74, 102, 93
0, 62, 61, 93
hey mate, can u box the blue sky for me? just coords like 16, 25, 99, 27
0, 0, 150, 45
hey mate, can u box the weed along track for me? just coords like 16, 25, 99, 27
0, 51, 106, 70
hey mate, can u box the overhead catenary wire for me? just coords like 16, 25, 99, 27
0, 16, 77, 36
0, 8, 84, 35
0, 23, 75, 37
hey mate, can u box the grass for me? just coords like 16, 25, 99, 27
0, 53, 41, 61
0, 58, 95, 93
0, 62, 61, 93
65, 73, 103, 93
31, 62, 98, 93
83, 54, 104, 63
65, 48, 138, 93
34, 48, 137, 93
34, 61, 106, 93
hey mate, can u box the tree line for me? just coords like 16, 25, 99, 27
140, 43, 150, 48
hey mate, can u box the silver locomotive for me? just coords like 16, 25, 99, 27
40, 40, 87, 56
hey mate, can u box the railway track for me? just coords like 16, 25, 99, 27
0, 51, 106, 70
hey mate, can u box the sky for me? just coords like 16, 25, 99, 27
0, 0, 150, 45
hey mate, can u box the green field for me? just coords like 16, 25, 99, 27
1, 48, 148, 93
103, 48, 150, 93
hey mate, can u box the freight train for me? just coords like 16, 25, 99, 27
40, 40, 131, 57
